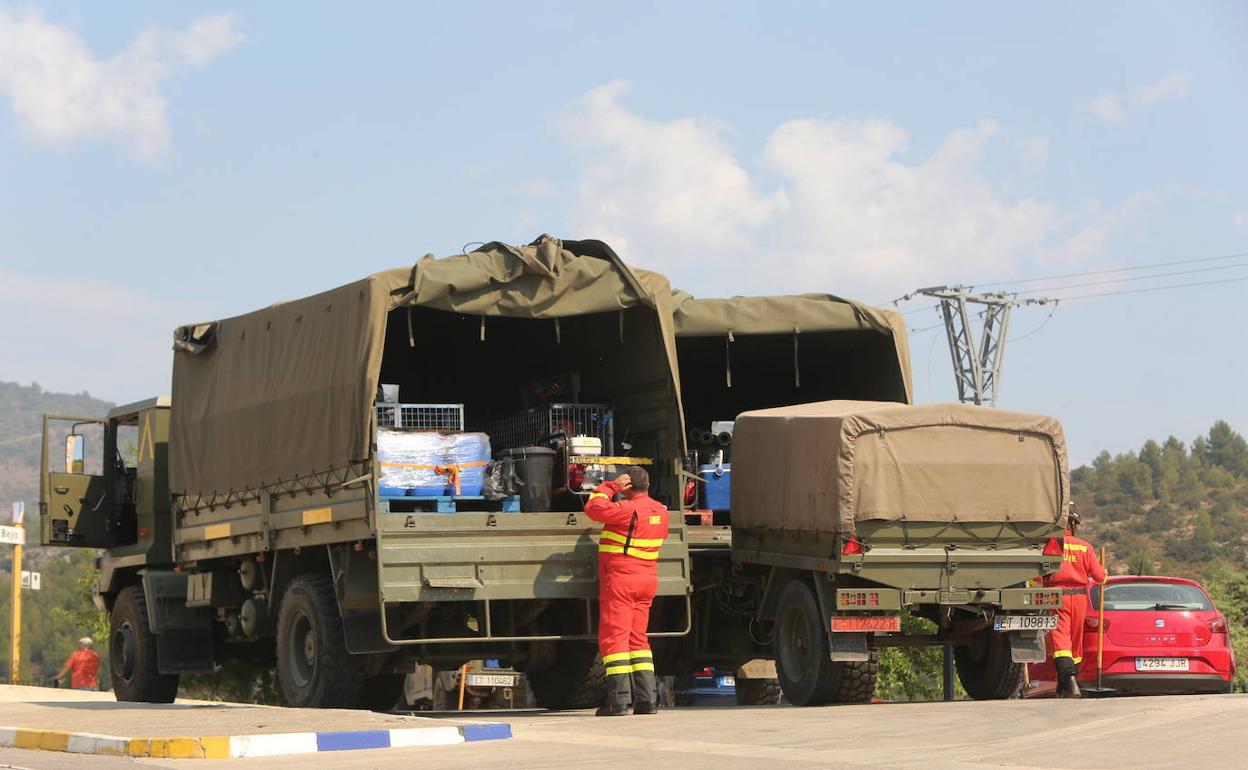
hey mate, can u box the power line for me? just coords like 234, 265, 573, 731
1046, 273, 1248, 301
971, 250, 1248, 290
1008, 304, 1057, 342
1015, 259, 1248, 296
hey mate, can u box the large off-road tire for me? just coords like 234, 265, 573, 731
110, 585, 180, 703
276, 573, 364, 708
358, 673, 406, 712
774, 578, 836, 706
821, 651, 880, 703
955, 628, 1023, 700
526, 641, 605, 710
735, 677, 782, 705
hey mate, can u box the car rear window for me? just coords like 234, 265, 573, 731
1091, 582, 1213, 611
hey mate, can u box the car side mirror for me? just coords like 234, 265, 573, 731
65, 434, 84, 474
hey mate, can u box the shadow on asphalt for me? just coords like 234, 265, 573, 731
30, 701, 253, 710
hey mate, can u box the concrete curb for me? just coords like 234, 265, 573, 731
0, 721, 511, 759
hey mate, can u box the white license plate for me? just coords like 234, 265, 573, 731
993, 615, 1058, 631
1136, 657, 1189, 672
718, 676, 735, 688
466, 674, 516, 687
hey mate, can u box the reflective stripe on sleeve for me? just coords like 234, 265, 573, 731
588, 492, 610, 502
1063, 543, 1088, 552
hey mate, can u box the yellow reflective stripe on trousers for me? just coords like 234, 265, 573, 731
600, 530, 664, 548
629, 649, 652, 659
1053, 649, 1074, 659
602, 651, 632, 664
604, 661, 656, 675
598, 544, 659, 560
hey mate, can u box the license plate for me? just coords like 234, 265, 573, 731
1136, 657, 1189, 672
466, 674, 516, 687
718, 676, 735, 688
993, 615, 1058, 631
831, 615, 901, 632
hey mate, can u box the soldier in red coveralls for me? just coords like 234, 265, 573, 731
584, 466, 669, 716
1043, 506, 1107, 698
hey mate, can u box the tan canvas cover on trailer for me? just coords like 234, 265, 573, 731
731, 400, 1068, 533
669, 292, 913, 403
169, 236, 683, 502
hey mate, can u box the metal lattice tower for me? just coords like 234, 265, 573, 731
900, 285, 1053, 407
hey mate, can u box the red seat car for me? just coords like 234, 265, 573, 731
1029, 575, 1236, 695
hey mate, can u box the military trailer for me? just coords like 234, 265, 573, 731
658, 295, 1066, 705
40, 237, 692, 709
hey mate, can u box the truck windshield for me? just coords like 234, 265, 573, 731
1091, 582, 1212, 611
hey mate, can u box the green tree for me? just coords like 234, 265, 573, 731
1203, 561, 1248, 692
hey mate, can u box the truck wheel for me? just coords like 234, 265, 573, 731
735, 677, 782, 705
110, 585, 180, 703
954, 628, 1022, 700
774, 579, 834, 707
276, 573, 364, 708
821, 652, 879, 703
526, 641, 605, 710
358, 673, 406, 712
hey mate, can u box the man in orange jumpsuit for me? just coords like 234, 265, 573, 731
1042, 507, 1107, 698
584, 466, 669, 716
55, 637, 101, 691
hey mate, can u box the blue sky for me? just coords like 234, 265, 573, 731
0, 1, 1245, 465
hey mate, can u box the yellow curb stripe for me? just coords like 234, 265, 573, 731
128, 738, 152, 757
201, 736, 231, 759
15, 728, 45, 749
40, 731, 70, 751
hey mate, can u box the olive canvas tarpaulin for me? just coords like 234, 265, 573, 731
669, 292, 913, 403
168, 236, 683, 504
730, 401, 1069, 534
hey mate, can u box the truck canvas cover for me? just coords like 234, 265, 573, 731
169, 236, 682, 504
731, 401, 1069, 533
669, 292, 914, 403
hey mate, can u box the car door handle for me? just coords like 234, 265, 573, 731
54, 485, 69, 494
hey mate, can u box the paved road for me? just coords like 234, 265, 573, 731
2, 693, 1246, 769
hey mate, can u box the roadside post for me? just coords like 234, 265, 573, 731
942, 646, 955, 701
5, 502, 26, 684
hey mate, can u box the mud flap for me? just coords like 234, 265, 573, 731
157, 632, 214, 674
829, 632, 870, 662
1008, 630, 1046, 663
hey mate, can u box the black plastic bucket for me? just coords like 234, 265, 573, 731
496, 446, 556, 512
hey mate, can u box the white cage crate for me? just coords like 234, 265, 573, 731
376, 403, 465, 431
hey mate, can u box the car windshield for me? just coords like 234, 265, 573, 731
1091, 582, 1213, 611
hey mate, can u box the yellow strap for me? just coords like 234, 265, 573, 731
600, 530, 664, 548
602, 651, 632, 664
599, 544, 659, 560
588, 492, 611, 502
1063, 543, 1088, 552
378, 461, 488, 469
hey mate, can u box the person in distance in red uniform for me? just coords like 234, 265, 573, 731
1042, 505, 1107, 698
584, 466, 669, 716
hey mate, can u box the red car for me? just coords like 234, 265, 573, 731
1029, 575, 1236, 695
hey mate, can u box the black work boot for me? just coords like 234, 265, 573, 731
632, 700, 657, 715
595, 703, 628, 716
1055, 658, 1082, 699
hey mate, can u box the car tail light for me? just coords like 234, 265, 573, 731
839, 591, 881, 608
1085, 616, 1110, 631
842, 535, 865, 556
1208, 615, 1228, 634
567, 463, 585, 491
1042, 537, 1062, 555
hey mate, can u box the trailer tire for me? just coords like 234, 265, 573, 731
954, 628, 1022, 700
276, 573, 364, 708
110, 585, 180, 703
822, 652, 879, 703
735, 677, 782, 706
358, 673, 406, 712
774, 578, 835, 706
526, 641, 605, 710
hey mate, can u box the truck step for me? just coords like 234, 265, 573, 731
381, 495, 521, 514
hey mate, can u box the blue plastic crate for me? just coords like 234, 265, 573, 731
700, 464, 731, 511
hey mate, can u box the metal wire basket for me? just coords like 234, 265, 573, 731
376, 403, 465, 431
476, 403, 613, 453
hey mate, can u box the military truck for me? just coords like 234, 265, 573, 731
653, 294, 1067, 705
40, 236, 1064, 709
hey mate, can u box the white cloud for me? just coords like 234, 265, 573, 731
0, 8, 242, 161
1081, 73, 1192, 125
1016, 136, 1049, 174
557, 82, 1087, 298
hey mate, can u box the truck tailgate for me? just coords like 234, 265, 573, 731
377, 512, 690, 602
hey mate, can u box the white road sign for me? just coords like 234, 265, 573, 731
21, 571, 40, 591
0, 525, 26, 546
11, 502, 23, 525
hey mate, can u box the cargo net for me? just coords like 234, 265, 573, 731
475, 403, 614, 453
376, 403, 465, 431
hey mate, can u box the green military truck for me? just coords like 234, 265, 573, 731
40, 236, 1065, 709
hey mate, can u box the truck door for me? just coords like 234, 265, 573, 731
41, 416, 113, 548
